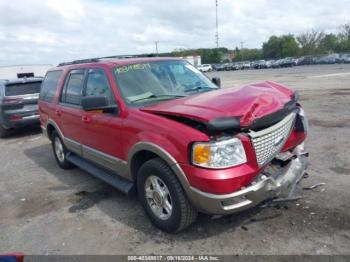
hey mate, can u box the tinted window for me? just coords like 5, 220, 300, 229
62, 70, 85, 105
85, 69, 115, 104
40, 70, 63, 102
5, 81, 42, 96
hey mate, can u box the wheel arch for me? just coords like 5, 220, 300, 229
128, 142, 190, 192
46, 119, 64, 140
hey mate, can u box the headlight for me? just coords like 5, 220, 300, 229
192, 138, 247, 169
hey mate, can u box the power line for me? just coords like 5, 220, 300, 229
215, 0, 219, 48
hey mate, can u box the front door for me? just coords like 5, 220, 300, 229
79, 68, 126, 176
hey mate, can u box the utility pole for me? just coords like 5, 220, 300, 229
215, 0, 219, 48
240, 41, 244, 61
154, 41, 159, 54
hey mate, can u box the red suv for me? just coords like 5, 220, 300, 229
39, 57, 309, 232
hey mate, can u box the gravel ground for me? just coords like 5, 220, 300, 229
0, 64, 349, 255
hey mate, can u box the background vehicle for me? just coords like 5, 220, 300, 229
224, 63, 234, 71
253, 60, 267, 69
0, 77, 42, 137
342, 54, 350, 63
298, 56, 314, 65
279, 57, 294, 67
266, 60, 275, 68
39, 57, 309, 233
197, 64, 212, 72
215, 63, 226, 71
272, 59, 283, 68
234, 63, 243, 70
241, 61, 251, 69
319, 55, 336, 64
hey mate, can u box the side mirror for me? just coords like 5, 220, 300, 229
81, 96, 118, 113
212, 77, 221, 88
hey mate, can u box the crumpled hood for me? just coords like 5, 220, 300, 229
141, 81, 296, 128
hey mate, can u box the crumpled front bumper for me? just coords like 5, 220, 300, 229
187, 143, 309, 215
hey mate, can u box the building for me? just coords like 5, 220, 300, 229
0, 64, 52, 79
179, 56, 201, 67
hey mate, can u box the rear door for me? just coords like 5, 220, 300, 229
56, 69, 87, 153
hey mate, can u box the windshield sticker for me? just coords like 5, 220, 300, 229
115, 63, 151, 74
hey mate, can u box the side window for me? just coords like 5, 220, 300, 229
85, 69, 115, 104
39, 70, 63, 102
61, 70, 85, 105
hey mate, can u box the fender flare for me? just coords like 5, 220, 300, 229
127, 142, 191, 192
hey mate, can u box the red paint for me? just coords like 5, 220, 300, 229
282, 129, 306, 152
39, 58, 306, 195
141, 80, 294, 127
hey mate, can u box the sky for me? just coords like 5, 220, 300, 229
0, 0, 349, 66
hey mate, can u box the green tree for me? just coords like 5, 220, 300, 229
338, 24, 350, 52
280, 34, 299, 57
262, 36, 282, 59
319, 33, 338, 53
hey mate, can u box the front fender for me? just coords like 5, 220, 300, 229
127, 140, 191, 193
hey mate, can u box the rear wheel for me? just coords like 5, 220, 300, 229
51, 130, 74, 169
0, 125, 10, 138
137, 158, 197, 233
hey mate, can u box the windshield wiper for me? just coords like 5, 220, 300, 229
185, 86, 216, 93
132, 94, 186, 103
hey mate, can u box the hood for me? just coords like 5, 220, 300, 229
141, 81, 297, 130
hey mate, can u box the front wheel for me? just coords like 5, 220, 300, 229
137, 158, 197, 233
51, 130, 74, 169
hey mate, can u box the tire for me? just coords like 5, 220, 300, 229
51, 130, 74, 169
0, 125, 10, 138
137, 158, 197, 233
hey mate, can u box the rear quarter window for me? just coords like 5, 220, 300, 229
39, 70, 63, 102
5, 81, 42, 96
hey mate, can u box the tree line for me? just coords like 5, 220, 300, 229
161, 24, 350, 63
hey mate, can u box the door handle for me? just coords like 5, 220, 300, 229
55, 110, 62, 117
81, 115, 91, 123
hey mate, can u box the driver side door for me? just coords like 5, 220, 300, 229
79, 68, 126, 176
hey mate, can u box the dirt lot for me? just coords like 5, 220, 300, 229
0, 64, 349, 255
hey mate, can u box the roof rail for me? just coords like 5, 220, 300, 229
58, 58, 100, 66
57, 53, 156, 66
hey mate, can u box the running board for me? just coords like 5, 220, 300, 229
66, 153, 136, 196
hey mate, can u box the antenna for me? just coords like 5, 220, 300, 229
215, 0, 219, 48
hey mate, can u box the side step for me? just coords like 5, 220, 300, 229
66, 153, 136, 196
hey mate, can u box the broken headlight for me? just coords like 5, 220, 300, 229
192, 138, 247, 169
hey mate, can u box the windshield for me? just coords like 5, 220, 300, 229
113, 60, 218, 105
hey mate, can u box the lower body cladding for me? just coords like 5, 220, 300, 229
186, 143, 309, 215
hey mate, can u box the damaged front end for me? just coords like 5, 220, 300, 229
185, 108, 309, 215
187, 142, 309, 214
141, 82, 309, 214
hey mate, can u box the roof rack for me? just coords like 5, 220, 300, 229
57, 54, 156, 66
